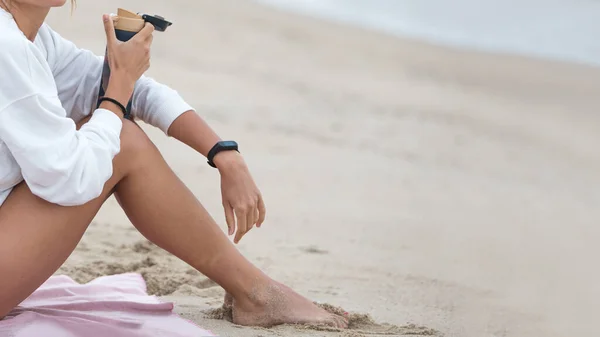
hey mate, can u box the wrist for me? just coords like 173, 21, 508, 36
99, 98, 126, 118
106, 75, 135, 103
214, 151, 245, 173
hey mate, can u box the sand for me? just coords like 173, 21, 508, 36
44, 0, 600, 336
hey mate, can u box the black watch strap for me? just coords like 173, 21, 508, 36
207, 141, 239, 168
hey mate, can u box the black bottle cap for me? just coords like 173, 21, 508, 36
140, 14, 173, 32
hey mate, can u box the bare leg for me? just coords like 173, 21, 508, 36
0, 120, 142, 317
113, 125, 347, 328
0, 120, 347, 328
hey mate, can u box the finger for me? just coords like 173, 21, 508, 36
133, 22, 155, 41
102, 14, 117, 45
257, 196, 266, 228
224, 202, 236, 236
234, 208, 247, 244
246, 206, 255, 233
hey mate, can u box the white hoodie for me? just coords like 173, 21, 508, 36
0, 9, 193, 206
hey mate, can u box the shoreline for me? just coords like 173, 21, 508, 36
249, 0, 600, 104
255, 0, 600, 69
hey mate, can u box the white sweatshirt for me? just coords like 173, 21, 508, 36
0, 9, 193, 206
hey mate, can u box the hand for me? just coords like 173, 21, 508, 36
102, 14, 154, 88
217, 152, 266, 244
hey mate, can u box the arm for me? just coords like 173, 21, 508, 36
43, 24, 264, 242
41, 24, 104, 122
44, 25, 237, 165
0, 38, 126, 206
43, 24, 192, 132
166, 110, 243, 167
130, 76, 194, 133
168, 110, 266, 244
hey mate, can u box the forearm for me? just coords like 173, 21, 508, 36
167, 110, 220, 157
99, 77, 134, 118
167, 110, 245, 170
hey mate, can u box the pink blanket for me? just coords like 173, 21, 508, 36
0, 273, 216, 337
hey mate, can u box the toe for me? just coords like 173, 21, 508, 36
339, 316, 349, 329
330, 314, 348, 329
319, 314, 338, 328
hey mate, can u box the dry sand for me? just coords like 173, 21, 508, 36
45, 0, 600, 336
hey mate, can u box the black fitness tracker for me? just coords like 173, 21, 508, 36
207, 141, 239, 168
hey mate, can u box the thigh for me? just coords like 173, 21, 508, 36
0, 178, 117, 318
0, 117, 149, 317
0, 115, 135, 317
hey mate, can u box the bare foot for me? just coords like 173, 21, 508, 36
232, 281, 348, 329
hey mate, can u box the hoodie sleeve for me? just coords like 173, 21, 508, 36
0, 36, 122, 206
43, 24, 194, 134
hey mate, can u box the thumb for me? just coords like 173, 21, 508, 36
102, 14, 117, 45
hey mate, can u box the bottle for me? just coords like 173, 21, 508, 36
96, 8, 172, 119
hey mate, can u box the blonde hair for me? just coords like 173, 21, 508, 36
3, 0, 76, 9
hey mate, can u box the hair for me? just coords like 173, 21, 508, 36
1, 0, 77, 18
4, 0, 76, 9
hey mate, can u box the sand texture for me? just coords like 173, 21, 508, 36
44, 0, 600, 336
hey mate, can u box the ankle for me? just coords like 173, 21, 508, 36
205, 262, 270, 304
234, 278, 282, 309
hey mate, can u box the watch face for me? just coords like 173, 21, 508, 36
221, 141, 238, 148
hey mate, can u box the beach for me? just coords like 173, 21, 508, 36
46, 0, 600, 336
256, 0, 600, 67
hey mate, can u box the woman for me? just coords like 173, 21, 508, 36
0, 0, 348, 329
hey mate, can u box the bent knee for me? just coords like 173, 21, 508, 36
119, 119, 156, 155
77, 116, 157, 171
79, 116, 155, 154
111, 120, 159, 175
